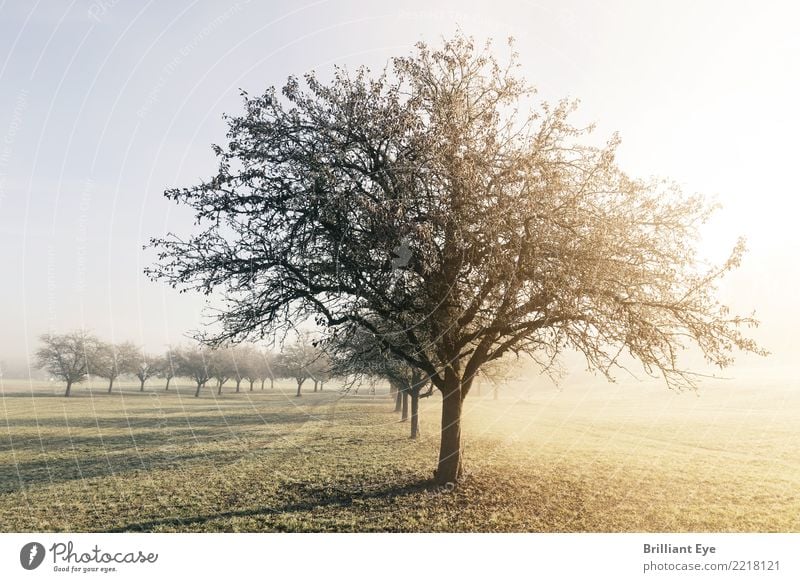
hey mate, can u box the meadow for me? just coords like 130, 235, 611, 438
0, 375, 797, 532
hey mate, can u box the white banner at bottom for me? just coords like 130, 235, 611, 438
1, 533, 797, 581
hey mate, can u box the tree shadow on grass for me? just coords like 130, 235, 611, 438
0, 397, 354, 495
0, 421, 304, 494
1, 410, 322, 431
0, 448, 249, 495
109, 477, 436, 532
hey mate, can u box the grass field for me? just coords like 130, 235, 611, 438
0, 375, 798, 532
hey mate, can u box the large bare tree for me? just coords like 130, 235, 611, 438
148, 34, 764, 485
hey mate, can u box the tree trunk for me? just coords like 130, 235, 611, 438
270, 378, 274, 389
410, 389, 420, 439
217, 380, 223, 395
195, 382, 202, 397
394, 387, 402, 412
296, 379, 303, 397
236, 379, 241, 393
401, 390, 409, 421
165, 377, 171, 391
319, 381, 324, 391
65, 380, 72, 397
107, 378, 114, 393
140, 378, 145, 391
260, 378, 265, 390
313, 380, 318, 392
249, 380, 254, 391
435, 382, 463, 485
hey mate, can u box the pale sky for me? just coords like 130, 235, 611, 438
0, 0, 798, 376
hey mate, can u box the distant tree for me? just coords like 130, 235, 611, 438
234, 345, 260, 391
209, 348, 235, 395
229, 345, 263, 393
176, 346, 212, 397
233, 345, 276, 391
131, 350, 159, 391
308, 351, 332, 392
158, 347, 179, 390
389, 381, 402, 412
227, 346, 245, 393
278, 335, 320, 397
259, 350, 278, 389
396, 386, 406, 413
330, 325, 432, 438
479, 356, 522, 400
94, 341, 138, 393
35, 330, 101, 397
147, 34, 765, 484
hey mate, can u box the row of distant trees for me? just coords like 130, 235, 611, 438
34, 328, 519, 441
34, 330, 332, 398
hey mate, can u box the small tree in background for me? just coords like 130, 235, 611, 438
158, 347, 179, 390
176, 346, 212, 397
478, 356, 523, 400
94, 341, 138, 393
259, 350, 278, 389
308, 350, 332, 392
36, 330, 101, 397
209, 348, 235, 395
278, 334, 320, 397
228, 346, 246, 393
236, 345, 261, 391
132, 350, 159, 391
331, 325, 432, 438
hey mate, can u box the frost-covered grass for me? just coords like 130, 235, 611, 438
1, 377, 797, 532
